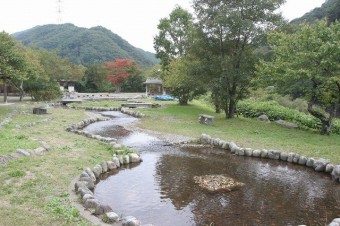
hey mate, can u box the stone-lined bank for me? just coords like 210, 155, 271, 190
67, 115, 152, 226
199, 134, 340, 183
68, 106, 145, 118
200, 134, 340, 226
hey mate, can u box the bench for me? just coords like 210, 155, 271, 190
33, 107, 47, 115
199, 114, 214, 125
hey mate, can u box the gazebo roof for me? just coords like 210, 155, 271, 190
143, 78, 163, 85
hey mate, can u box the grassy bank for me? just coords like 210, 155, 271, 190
0, 98, 339, 225
0, 103, 115, 225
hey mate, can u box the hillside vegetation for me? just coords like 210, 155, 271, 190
13, 23, 159, 67
291, 0, 340, 23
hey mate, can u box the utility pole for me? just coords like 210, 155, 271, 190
57, 0, 63, 24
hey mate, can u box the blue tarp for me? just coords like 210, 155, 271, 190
154, 95, 175, 101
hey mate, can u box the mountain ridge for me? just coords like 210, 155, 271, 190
13, 23, 159, 67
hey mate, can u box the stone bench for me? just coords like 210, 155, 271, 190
33, 107, 47, 115
199, 114, 214, 125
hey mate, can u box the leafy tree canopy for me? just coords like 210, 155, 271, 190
257, 20, 340, 135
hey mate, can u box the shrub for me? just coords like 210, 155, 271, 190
238, 100, 340, 134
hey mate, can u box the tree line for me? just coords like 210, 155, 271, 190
153, 0, 340, 135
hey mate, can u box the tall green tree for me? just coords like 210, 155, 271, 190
257, 20, 340, 135
193, 0, 284, 118
0, 32, 28, 102
164, 55, 206, 105
154, 6, 194, 69
154, 6, 206, 105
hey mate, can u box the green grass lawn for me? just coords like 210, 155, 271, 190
137, 100, 340, 163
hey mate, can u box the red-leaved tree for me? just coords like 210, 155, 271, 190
104, 59, 138, 93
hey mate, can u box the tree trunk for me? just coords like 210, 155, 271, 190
179, 93, 189, 105
19, 80, 24, 101
307, 98, 335, 135
3, 78, 8, 103
227, 98, 236, 118
114, 84, 121, 93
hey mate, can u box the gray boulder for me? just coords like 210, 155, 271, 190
268, 150, 280, 160
287, 153, 295, 163
292, 154, 300, 164
78, 186, 94, 197
298, 156, 307, 165
326, 164, 334, 173
306, 158, 315, 168
252, 149, 261, 157
85, 168, 96, 182
280, 152, 288, 161
229, 142, 239, 154
107, 161, 117, 170
244, 148, 253, 157
314, 158, 330, 172
236, 148, 245, 156
275, 119, 299, 129
328, 218, 340, 226
122, 216, 141, 226
92, 165, 103, 178
101, 161, 108, 173
130, 153, 141, 163
34, 147, 46, 155
84, 198, 100, 209
104, 212, 120, 223
331, 165, 340, 182
260, 149, 268, 158
222, 142, 229, 150
95, 204, 113, 215
16, 149, 31, 156
79, 177, 95, 190
258, 114, 270, 123
82, 194, 94, 201
112, 156, 121, 168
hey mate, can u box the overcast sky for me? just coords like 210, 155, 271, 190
1, 0, 325, 52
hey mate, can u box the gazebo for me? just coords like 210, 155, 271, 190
143, 78, 165, 96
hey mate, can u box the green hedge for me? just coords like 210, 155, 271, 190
238, 100, 340, 134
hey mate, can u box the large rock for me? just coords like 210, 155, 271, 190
122, 216, 141, 226
85, 168, 96, 182
280, 152, 288, 161
101, 161, 108, 173
268, 150, 280, 160
260, 149, 268, 158
229, 142, 239, 153
84, 198, 100, 209
244, 148, 253, 157
107, 161, 117, 170
287, 153, 295, 163
314, 158, 330, 172
130, 153, 142, 163
104, 212, 120, 223
258, 114, 270, 123
292, 154, 300, 164
275, 119, 299, 129
331, 165, 340, 182
236, 148, 245, 156
298, 156, 307, 165
16, 149, 31, 156
306, 158, 315, 168
252, 149, 261, 157
328, 218, 340, 226
326, 164, 334, 173
79, 177, 95, 190
112, 156, 121, 168
92, 165, 103, 178
95, 204, 113, 215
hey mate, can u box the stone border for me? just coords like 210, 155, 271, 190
68, 106, 145, 118
199, 134, 340, 183
0, 140, 51, 166
67, 114, 152, 226
200, 134, 340, 226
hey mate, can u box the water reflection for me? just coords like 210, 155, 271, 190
86, 111, 340, 226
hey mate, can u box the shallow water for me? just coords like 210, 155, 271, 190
85, 112, 340, 226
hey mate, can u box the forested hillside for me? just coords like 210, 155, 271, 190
291, 0, 340, 23
13, 23, 159, 67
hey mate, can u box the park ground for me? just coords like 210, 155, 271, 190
0, 95, 339, 225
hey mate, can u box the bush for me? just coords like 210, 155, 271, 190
238, 100, 340, 134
